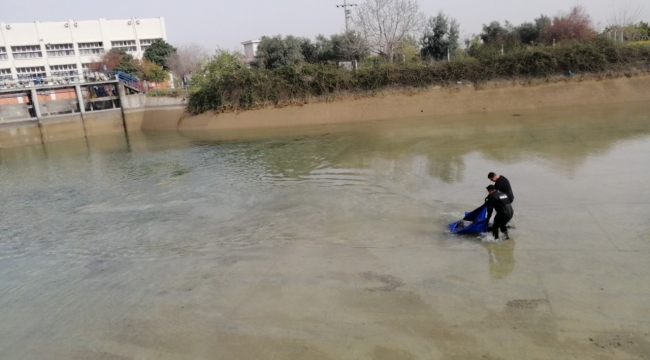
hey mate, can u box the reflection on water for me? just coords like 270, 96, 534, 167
178, 101, 650, 184
482, 240, 516, 280
1, 101, 650, 359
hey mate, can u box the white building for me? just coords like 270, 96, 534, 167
0, 17, 167, 81
241, 39, 260, 62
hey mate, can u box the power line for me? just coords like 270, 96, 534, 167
336, 0, 358, 32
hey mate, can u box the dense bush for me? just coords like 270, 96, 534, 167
188, 38, 650, 114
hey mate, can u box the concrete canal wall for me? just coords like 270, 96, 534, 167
0, 120, 42, 148
0, 82, 147, 148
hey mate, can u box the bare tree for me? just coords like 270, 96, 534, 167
351, 0, 426, 62
607, 2, 644, 41
166, 43, 209, 83
608, 2, 644, 28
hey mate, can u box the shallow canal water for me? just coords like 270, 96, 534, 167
1, 101, 649, 359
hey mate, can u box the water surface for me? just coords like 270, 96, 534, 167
1, 102, 649, 359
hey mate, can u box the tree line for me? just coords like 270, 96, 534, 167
238, 2, 649, 69
93, 0, 650, 88
91, 39, 211, 86
180, 0, 649, 113
186, 36, 650, 113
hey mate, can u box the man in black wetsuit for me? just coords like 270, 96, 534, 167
488, 172, 514, 204
485, 185, 514, 240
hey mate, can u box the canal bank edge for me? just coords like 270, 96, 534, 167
151, 75, 650, 132
1, 75, 649, 148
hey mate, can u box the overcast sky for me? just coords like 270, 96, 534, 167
3, 0, 648, 51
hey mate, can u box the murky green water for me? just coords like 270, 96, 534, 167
1, 102, 650, 359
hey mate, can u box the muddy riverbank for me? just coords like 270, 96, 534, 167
142, 75, 650, 133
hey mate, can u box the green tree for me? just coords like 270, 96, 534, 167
641, 22, 650, 39
299, 37, 320, 63
143, 39, 177, 70
316, 32, 370, 62
115, 57, 140, 76
100, 49, 141, 77
192, 50, 244, 87
480, 21, 507, 44
254, 32, 369, 67
420, 11, 460, 61
314, 35, 336, 62
395, 35, 420, 62
476, 20, 524, 54
331, 31, 370, 62
141, 61, 168, 82
254, 35, 305, 69
204, 50, 243, 75
464, 35, 482, 56
516, 22, 538, 45
514, 16, 549, 45
621, 22, 650, 41
535, 15, 552, 39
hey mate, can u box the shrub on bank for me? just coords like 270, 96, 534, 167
187, 38, 650, 114
146, 88, 188, 98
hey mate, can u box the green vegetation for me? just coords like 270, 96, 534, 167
95, 47, 171, 84
641, 22, 650, 38
606, 21, 650, 42
252, 32, 369, 69
143, 39, 177, 70
253, 35, 305, 69
420, 11, 460, 61
145, 88, 188, 98
140, 61, 168, 83
187, 38, 650, 114
185, 3, 649, 114
110, 49, 141, 76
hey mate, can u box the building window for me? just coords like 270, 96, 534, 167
46, 43, 75, 57
16, 66, 46, 79
139, 39, 160, 45
0, 68, 11, 80
139, 38, 161, 52
11, 45, 43, 59
78, 42, 105, 55
111, 40, 137, 53
50, 64, 79, 78
0, 47, 7, 60
112, 40, 136, 47
82, 63, 101, 71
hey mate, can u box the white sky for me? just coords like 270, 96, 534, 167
2, 0, 648, 51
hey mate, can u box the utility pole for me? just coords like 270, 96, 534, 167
336, 0, 358, 32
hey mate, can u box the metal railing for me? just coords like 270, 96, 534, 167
114, 71, 143, 91
0, 70, 143, 91
0, 81, 123, 122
